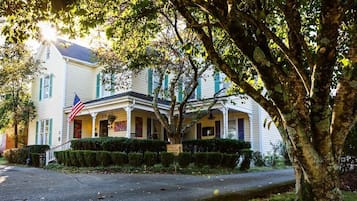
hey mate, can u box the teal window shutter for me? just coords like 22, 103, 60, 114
49, 74, 53, 98
49, 119, 53, 146
35, 121, 39, 144
39, 78, 43, 101
197, 78, 201, 99
96, 73, 100, 98
148, 69, 153, 95
110, 74, 115, 95
214, 72, 220, 93
164, 74, 168, 90
178, 80, 183, 102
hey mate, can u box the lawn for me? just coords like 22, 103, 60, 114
0, 157, 7, 165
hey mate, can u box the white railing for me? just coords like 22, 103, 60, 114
45, 140, 72, 165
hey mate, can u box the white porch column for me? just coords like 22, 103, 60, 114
125, 106, 133, 138
66, 115, 70, 142
220, 107, 228, 138
248, 114, 254, 150
91, 112, 98, 138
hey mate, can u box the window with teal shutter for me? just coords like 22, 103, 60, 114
39, 78, 43, 101
214, 72, 220, 93
197, 78, 201, 99
35, 121, 39, 144
49, 119, 53, 146
49, 74, 53, 98
164, 74, 168, 90
148, 69, 153, 95
178, 80, 183, 102
96, 73, 100, 98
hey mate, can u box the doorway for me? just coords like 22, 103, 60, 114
73, 120, 82, 139
99, 120, 108, 137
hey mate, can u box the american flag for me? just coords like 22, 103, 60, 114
68, 94, 85, 122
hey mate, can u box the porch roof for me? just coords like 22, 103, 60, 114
84, 91, 170, 105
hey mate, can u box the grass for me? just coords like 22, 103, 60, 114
0, 157, 8, 165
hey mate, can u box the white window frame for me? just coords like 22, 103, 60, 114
38, 119, 50, 145
42, 75, 51, 99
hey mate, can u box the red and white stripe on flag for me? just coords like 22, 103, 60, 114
68, 94, 85, 122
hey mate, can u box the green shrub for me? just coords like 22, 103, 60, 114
26, 145, 50, 154
83, 151, 97, 167
3, 148, 29, 164
182, 139, 251, 154
206, 152, 222, 168
128, 153, 142, 167
221, 153, 239, 169
30, 153, 40, 167
96, 151, 112, 166
177, 152, 191, 168
64, 151, 72, 166
71, 137, 167, 153
240, 149, 253, 171
252, 151, 265, 167
111, 152, 128, 166
69, 151, 79, 167
194, 152, 208, 167
143, 151, 157, 166
54, 151, 65, 165
160, 152, 174, 167
75, 151, 86, 167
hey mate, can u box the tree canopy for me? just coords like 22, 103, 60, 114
1, 0, 356, 200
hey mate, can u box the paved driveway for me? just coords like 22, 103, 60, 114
0, 165, 294, 201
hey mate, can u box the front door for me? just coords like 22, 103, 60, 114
73, 120, 82, 139
99, 120, 108, 137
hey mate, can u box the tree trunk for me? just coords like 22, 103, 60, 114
294, 161, 342, 201
169, 135, 181, 144
14, 122, 18, 148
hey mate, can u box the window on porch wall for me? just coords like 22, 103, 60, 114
36, 119, 53, 145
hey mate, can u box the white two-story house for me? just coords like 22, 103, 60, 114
28, 39, 281, 154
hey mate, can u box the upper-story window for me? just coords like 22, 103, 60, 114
96, 73, 115, 98
214, 72, 231, 95
148, 69, 168, 97
39, 74, 53, 101
178, 77, 201, 102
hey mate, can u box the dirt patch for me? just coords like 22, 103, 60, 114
341, 171, 357, 192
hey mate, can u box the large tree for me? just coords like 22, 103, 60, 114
1, 0, 356, 200
0, 43, 40, 148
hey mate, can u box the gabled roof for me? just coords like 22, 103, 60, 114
54, 38, 96, 63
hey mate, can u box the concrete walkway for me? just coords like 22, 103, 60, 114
0, 165, 294, 201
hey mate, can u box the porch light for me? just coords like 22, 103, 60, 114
208, 110, 215, 120
107, 115, 116, 127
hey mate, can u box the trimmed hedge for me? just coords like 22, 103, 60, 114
160, 152, 174, 167
111, 152, 128, 166
96, 151, 112, 166
194, 152, 208, 168
84, 151, 97, 167
71, 137, 167, 153
143, 151, 157, 166
183, 139, 250, 154
177, 152, 191, 168
128, 152, 142, 167
221, 153, 239, 169
240, 149, 253, 171
206, 152, 222, 168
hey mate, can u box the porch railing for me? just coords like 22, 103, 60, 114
45, 140, 72, 165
